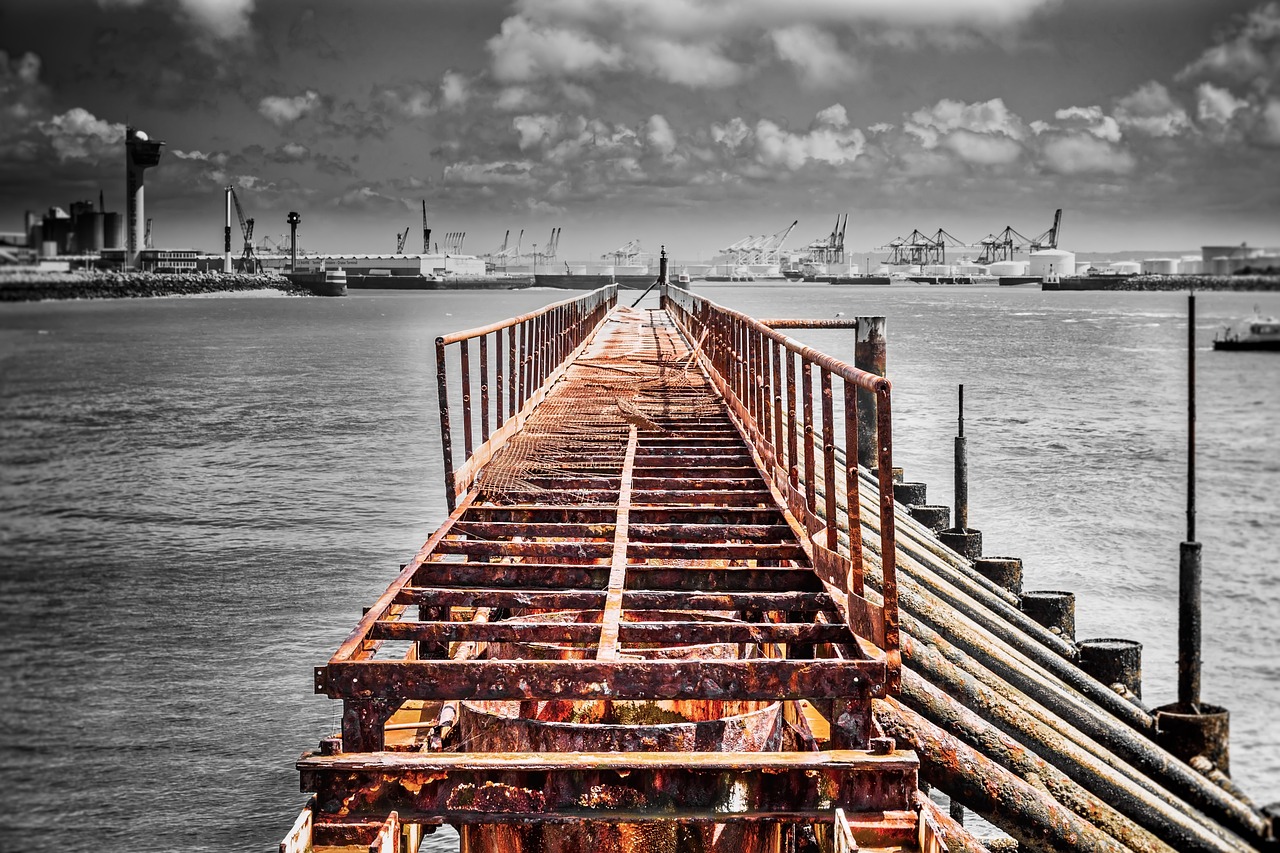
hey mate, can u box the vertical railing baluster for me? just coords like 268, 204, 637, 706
821, 368, 838, 553
771, 339, 783, 471
435, 337, 455, 513
786, 350, 798, 486
844, 378, 864, 596
479, 334, 490, 443
877, 387, 900, 693
460, 339, 473, 458
802, 360, 815, 516
495, 328, 505, 426
508, 325, 517, 419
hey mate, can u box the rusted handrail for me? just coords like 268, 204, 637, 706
661, 284, 900, 692
435, 286, 617, 510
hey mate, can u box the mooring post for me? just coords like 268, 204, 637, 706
940, 384, 983, 561
955, 384, 968, 530
854, 316, 886, 470
1154, 292, 1231, 773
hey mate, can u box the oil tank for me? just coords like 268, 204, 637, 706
1107, 261, 1141, 275
1030, 249, 1075, 278
989, 260, 1028, 276
1141, 258, 1178, 275
1075, 262, 1093, 274
103, 213, 124, 249
1180, 256, 1203, 274
75, 212, 106, 253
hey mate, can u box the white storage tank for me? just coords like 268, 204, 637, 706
1029, 249, 1075, 278
989, 260, 1028, 276
1106, 261, 1141, 275
1076, 261, 1094, 274
956, 262, 987, 275
924, 264, 952, 276
1211, 256, 1231, 275
1179, 256, 1203, 274
1142, 258, 1179, 275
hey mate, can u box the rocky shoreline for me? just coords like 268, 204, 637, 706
0, 270, 311, 302
1044, 274, 1280, 292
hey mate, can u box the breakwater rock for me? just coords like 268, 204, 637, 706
1045, 274, 1280, 292
0, 270, 309, 302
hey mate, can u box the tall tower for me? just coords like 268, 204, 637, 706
125, 127, 164, 268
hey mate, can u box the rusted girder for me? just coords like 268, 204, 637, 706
875, 698, 1131, 853
317, 658, 886, 701
299, 749, 919, 823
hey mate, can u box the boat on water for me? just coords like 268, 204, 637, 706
284, 268, 347, 297
1213, 312, 1280, 351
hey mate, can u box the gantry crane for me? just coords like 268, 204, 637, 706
396, 226, 410, 254
1031, 208, 1063, 250
227, 187, 260, 272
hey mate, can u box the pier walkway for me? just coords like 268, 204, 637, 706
284, 285, 1274, 853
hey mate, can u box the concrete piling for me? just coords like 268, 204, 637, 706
908, 504, 951, 533
973, 557, 1024, 596
1021, 590, 1076, 642
1078, 638, 1144, 701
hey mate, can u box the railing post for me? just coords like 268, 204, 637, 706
435, 336, 456, 513
876, 386, 900, 693
855, 317, 886, 470
844, 379, 863, 595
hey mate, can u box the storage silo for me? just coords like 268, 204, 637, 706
1179, 256, 1203, 274
1107, 261, 1142, 275
1030, 249, 1075, 278
1142, 258, 1178, 275
75, 212, 106, 253
1211, 256, 1232, 275
104, 213, 124, 249
989, 260, 1028, 276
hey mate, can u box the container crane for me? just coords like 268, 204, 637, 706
422, 201, 431, 254
1030, 208, 1063, 250
226, 187, 259, 272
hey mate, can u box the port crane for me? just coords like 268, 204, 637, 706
421, 201, 431, 254
395, 226, 410, 254
721, 220, 799, 267
539, 227, 561, 264
1031, 208, 1062, 250
441, 232, 466, 254
225, 187, 260, 272
602, 239, 644, 266
801, 215, 847, 264
880, 228, 967, 266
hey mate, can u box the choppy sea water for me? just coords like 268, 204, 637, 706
0, 284, 1276, 851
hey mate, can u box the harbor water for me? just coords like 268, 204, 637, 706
1, 284, 1276, 851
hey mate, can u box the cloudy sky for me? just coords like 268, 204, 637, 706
2, 0, 1278, 258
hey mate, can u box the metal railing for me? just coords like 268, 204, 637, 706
435, 286, 617, 510
662, 284, 900, 690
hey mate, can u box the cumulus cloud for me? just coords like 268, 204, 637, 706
258, 90, 320, 125
98, 0, 256, 40
905, 98, 1025, 148
488, 15, 624, 83
485, 0, 1052, 92
1177, 2, 1280, 89
771, 25, 863, 87
1053, 106, 1122, 142
1196, 82, 1250, 124
751, 105, 866, 170
646, 114, 677, 156
1113, 81, 1191, 137
444, 160, 540, 188
39, 108, 125, 162
2, 50, 49, 124
440, 72, 471, 108
1250, 97, 1280, 147
375, 85, 436, 119
942, 129, 1023, 165
1039, 133, 1135, 175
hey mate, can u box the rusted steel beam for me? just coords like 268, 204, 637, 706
411, 564, 610, 589
394, 587, 608, 609
619, 590, 834, 610
372, 620, 858, 647
901, 631, 1262, 853
597, 426, 637, 661
901, 666, 1179, 853
626, 522, 796, 540
627, 542, 806, 560
433, 540, 614, 559
758, 318, 862, 329
625, 567, 825, 591
299, 749, 919, 821
875, 698, 1132, 853
316, 658, 886, 701
452, 521, 617, 538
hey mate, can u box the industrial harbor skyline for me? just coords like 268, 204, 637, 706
2, 0, 1279, 258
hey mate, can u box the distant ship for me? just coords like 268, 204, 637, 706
285, 268, 347, 297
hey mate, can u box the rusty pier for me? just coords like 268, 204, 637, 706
283, 284, 1276, 853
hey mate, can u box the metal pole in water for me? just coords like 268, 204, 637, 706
1179, 293, 1201, 711
955, 384, 968, 531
